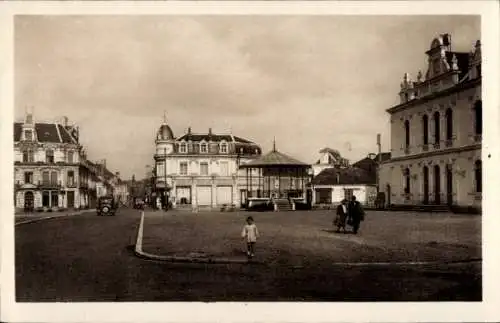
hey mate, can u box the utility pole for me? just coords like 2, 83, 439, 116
376, 133, 382, 193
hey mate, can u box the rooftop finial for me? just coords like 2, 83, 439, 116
273, 137, 276, 152
162, 110, 167, 124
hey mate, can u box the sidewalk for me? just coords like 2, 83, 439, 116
15, 209, 96, 225
140, 210, 481, 265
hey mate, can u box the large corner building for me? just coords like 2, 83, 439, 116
153, 119, 262, 209
379, 34, 482, 211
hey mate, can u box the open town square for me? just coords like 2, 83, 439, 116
3, 8, 496, 315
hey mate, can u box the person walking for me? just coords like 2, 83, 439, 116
334, 199, 348, 233
348, 195, 365, 234
241, 216, 259, 259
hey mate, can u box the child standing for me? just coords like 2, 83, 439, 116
241, 216, 259, 258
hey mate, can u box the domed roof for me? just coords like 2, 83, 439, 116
157, 123, 174, 140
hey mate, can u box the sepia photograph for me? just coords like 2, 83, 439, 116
1, 1, 499, 323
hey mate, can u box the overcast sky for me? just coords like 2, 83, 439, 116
15, 15, 480, 179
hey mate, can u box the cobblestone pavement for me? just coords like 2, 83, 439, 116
15, 208, 481, 301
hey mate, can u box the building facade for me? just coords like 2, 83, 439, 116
153, 120, 262, 209
14, 112, 126, 212
311, 153, 389, 207
379, 34, 482, 211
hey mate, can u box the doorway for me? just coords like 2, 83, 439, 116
24, 191, 34, 212
423, 166, 429, 204
386, 184, 391, 207
446, 165, 453, 206
434, 165, 441, 204
67, 191, 75, 208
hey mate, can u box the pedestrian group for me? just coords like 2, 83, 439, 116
334, 195, 365, 234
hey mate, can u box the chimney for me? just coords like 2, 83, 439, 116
208, 128, 212, 135
63, 116, 69, 127
187, 127, 192, 135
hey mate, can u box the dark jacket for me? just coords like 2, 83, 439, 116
348, 201, 364, 221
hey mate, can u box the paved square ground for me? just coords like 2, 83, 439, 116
142, 210, 481, 265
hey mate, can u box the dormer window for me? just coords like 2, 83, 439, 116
432, 58, 440, 76
220, 143, 228, 154
24, 130, 33, 141
180, 142, 187, 153
200, 143, 208, 153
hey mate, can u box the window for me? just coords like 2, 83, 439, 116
200, 143, 208, 153
433, 111, 440, 144
180, 143, 187, 153
67, 151, 74, 163
404, 168, 410, 194
42, 171, 49, 185
404, 120, 410, 148
200, 162, 209, 175
474, 100, 482, 135
24, 172, 33, 184
475, 160, 482, 193
156, 162, 164, 177
220, 143, 228, 154
24, 130, 33, 141
445, 108, 453, 141
316, 188, 332, 204
180, 162, 188, 175
220, 161, 229, 176
67, 170, 75, 186
50, 171, 58, 186
422, 115, 429, 145
42, 191, 50, 207
22, 150, 34, 163
46, 149, 54, 163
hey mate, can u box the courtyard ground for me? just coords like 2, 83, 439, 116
142, 210, 481, 265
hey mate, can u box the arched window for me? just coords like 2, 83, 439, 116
445, 108, 453, 142
422, 115, 429, 145
404, 120, 410, 149
475, 160, 482, 193
474, 100, 482, 135
433, 111, 440, 145
404, 168, 410, 194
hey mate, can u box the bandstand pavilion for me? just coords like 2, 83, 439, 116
239, 143, 311, 211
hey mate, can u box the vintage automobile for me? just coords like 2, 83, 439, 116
97, 196, 117, 216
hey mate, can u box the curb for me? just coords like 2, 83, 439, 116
15, 209, 96, 226
134, 211, 260, 265
133, 212, 481, 267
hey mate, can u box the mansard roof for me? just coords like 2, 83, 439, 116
176, 132, 258, 145
14, 122, 78, 144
